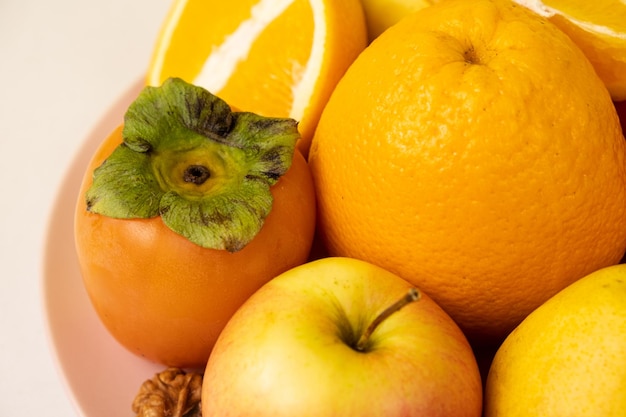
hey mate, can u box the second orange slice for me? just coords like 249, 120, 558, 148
513, 0, 626, 101
147, 0, 368, 156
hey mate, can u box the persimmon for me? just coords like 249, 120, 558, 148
74, 78, 316, 368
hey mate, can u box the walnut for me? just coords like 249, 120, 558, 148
132, 368, 203, 417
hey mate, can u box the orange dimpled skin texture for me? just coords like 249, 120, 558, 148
74, 125, 316, 368
309, 0, 626, 345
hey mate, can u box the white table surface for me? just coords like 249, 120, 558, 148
0, 0, 171, 415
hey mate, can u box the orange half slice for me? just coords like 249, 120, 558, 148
147, 0, 368, 156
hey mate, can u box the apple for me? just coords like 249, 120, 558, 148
201, 257, 482, 417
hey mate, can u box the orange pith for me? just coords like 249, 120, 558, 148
217, 1, 313, 118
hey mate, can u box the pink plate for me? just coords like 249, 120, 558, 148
42, 79, 163, 417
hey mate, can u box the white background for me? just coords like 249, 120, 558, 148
0, 0, 170, 415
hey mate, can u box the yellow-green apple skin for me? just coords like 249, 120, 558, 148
201, 257, 483, 417
485, 264, 626, 417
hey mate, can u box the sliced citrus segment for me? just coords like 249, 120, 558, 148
514, 0, 626, 100
147, 0, 368, 156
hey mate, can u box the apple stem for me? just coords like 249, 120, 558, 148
355, 288, 421, 352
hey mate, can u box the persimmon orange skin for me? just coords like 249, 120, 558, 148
74, 124, 316, 368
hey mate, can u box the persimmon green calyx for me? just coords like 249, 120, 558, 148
85, 77, 300, 252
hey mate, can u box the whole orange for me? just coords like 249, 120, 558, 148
309, 0, 626, 344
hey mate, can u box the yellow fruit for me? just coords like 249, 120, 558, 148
484, 264, 626, 417
146, 0, 368, 157
360, 0, 433, 41
309, 0, 626, 344
514, 0, 626, 100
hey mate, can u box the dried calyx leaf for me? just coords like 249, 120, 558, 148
85, 77, 300, 252
132, 368, 203, 417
